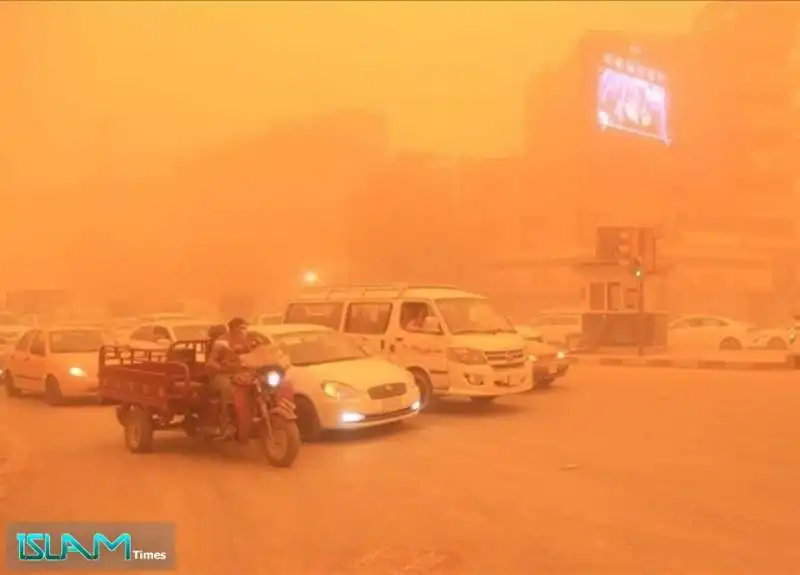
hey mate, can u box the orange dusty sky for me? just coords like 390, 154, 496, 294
1, 1, 703, 190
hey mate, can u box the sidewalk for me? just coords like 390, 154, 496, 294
572, 350, 796, 371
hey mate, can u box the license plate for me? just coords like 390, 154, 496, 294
382, 397, 404, 412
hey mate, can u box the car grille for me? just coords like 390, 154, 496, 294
367, 382, 407, 400
485, 349, 525, 368
535, 353, 556, 362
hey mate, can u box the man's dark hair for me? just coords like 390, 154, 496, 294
228, 317, 248, 331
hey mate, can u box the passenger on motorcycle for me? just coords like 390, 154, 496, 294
206, 317, 254, 439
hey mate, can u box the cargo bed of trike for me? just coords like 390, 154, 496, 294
98, 341, 212, 412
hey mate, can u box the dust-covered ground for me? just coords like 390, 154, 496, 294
1, 366, 799, 575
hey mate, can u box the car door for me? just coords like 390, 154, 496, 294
7, 330, 37, 389
26, 330, 49, 389
342, 301, 392, 356
388, 300, 448, 382
668, 317, 705, 349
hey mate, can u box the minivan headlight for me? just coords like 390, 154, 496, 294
446, 347, 487, 365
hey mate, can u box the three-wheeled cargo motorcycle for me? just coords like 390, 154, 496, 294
97, 340, 300, 467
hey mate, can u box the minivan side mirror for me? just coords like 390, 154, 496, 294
421, 317, 443, 334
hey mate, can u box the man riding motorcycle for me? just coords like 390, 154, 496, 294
206, 317, 254, 440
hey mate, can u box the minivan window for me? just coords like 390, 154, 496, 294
344, 302, 392, 335
284, 303, 344, 330
436, 298, 515, 335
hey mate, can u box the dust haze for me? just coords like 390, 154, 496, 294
0, 2, 791, 325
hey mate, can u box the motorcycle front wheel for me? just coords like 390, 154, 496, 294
260, 416, 301, 468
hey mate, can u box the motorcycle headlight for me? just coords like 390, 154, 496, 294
68, 367, 87, 377
321, 381, 359, 400
446, 347, 487, 365
265, 371, 282, 388
556, 350, 567, 360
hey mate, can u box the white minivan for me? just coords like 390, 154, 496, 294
283, 284, 532, 408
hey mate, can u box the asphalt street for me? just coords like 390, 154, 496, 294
1, 366, 798, 575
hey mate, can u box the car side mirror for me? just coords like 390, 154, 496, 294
421, 317, 443, 334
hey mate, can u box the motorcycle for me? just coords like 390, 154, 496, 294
182, 345, 301, 468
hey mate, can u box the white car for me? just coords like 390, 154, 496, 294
668, 315, 754, 351
527, 310, 583, 350
515, 325, 570, 388
127, 320, 215, 349
248, 324, 421, 441
3, 326, 111, 405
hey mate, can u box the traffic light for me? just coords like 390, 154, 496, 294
613, 228, 635, 266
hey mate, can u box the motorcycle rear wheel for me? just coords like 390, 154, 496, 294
260, 416, 300, 468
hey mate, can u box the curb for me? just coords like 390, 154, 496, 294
572, 356, 794, 371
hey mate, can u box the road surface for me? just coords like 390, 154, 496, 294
1, 366, 798, 574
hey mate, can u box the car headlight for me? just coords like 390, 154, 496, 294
528, 354, 538, 362
446, 347, 487, 365
556, 350, 567, 360
321, 381, 359, 400
68, 367, 87, 377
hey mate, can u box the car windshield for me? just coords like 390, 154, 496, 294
172, 324, 211, 341
49, 330, 107, 354
273, 331, 367, 366
436, 298, 515, 335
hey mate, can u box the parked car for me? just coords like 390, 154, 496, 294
526, 310, 583, 350
3, 325, 112, 404
248, 323, 421, 441
515, 325, 570, 388
667, 315, 754, 351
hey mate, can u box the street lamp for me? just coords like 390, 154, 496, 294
302, 270, 319, 286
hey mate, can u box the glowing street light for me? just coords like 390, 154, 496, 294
303, 270, 319, 285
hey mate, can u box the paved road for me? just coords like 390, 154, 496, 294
1, 367, 799, 574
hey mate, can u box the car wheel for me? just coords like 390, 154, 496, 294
4, 372, 20, 397
534, 375, 555, 389
408, 368, 433, 410
44, 376, 63, 406
767, 337, 787, 350
719, 337, 742, 351
294, 395, 321, 442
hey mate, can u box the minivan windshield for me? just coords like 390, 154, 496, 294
273, 330, 367, 366
436, 298, 516, 335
